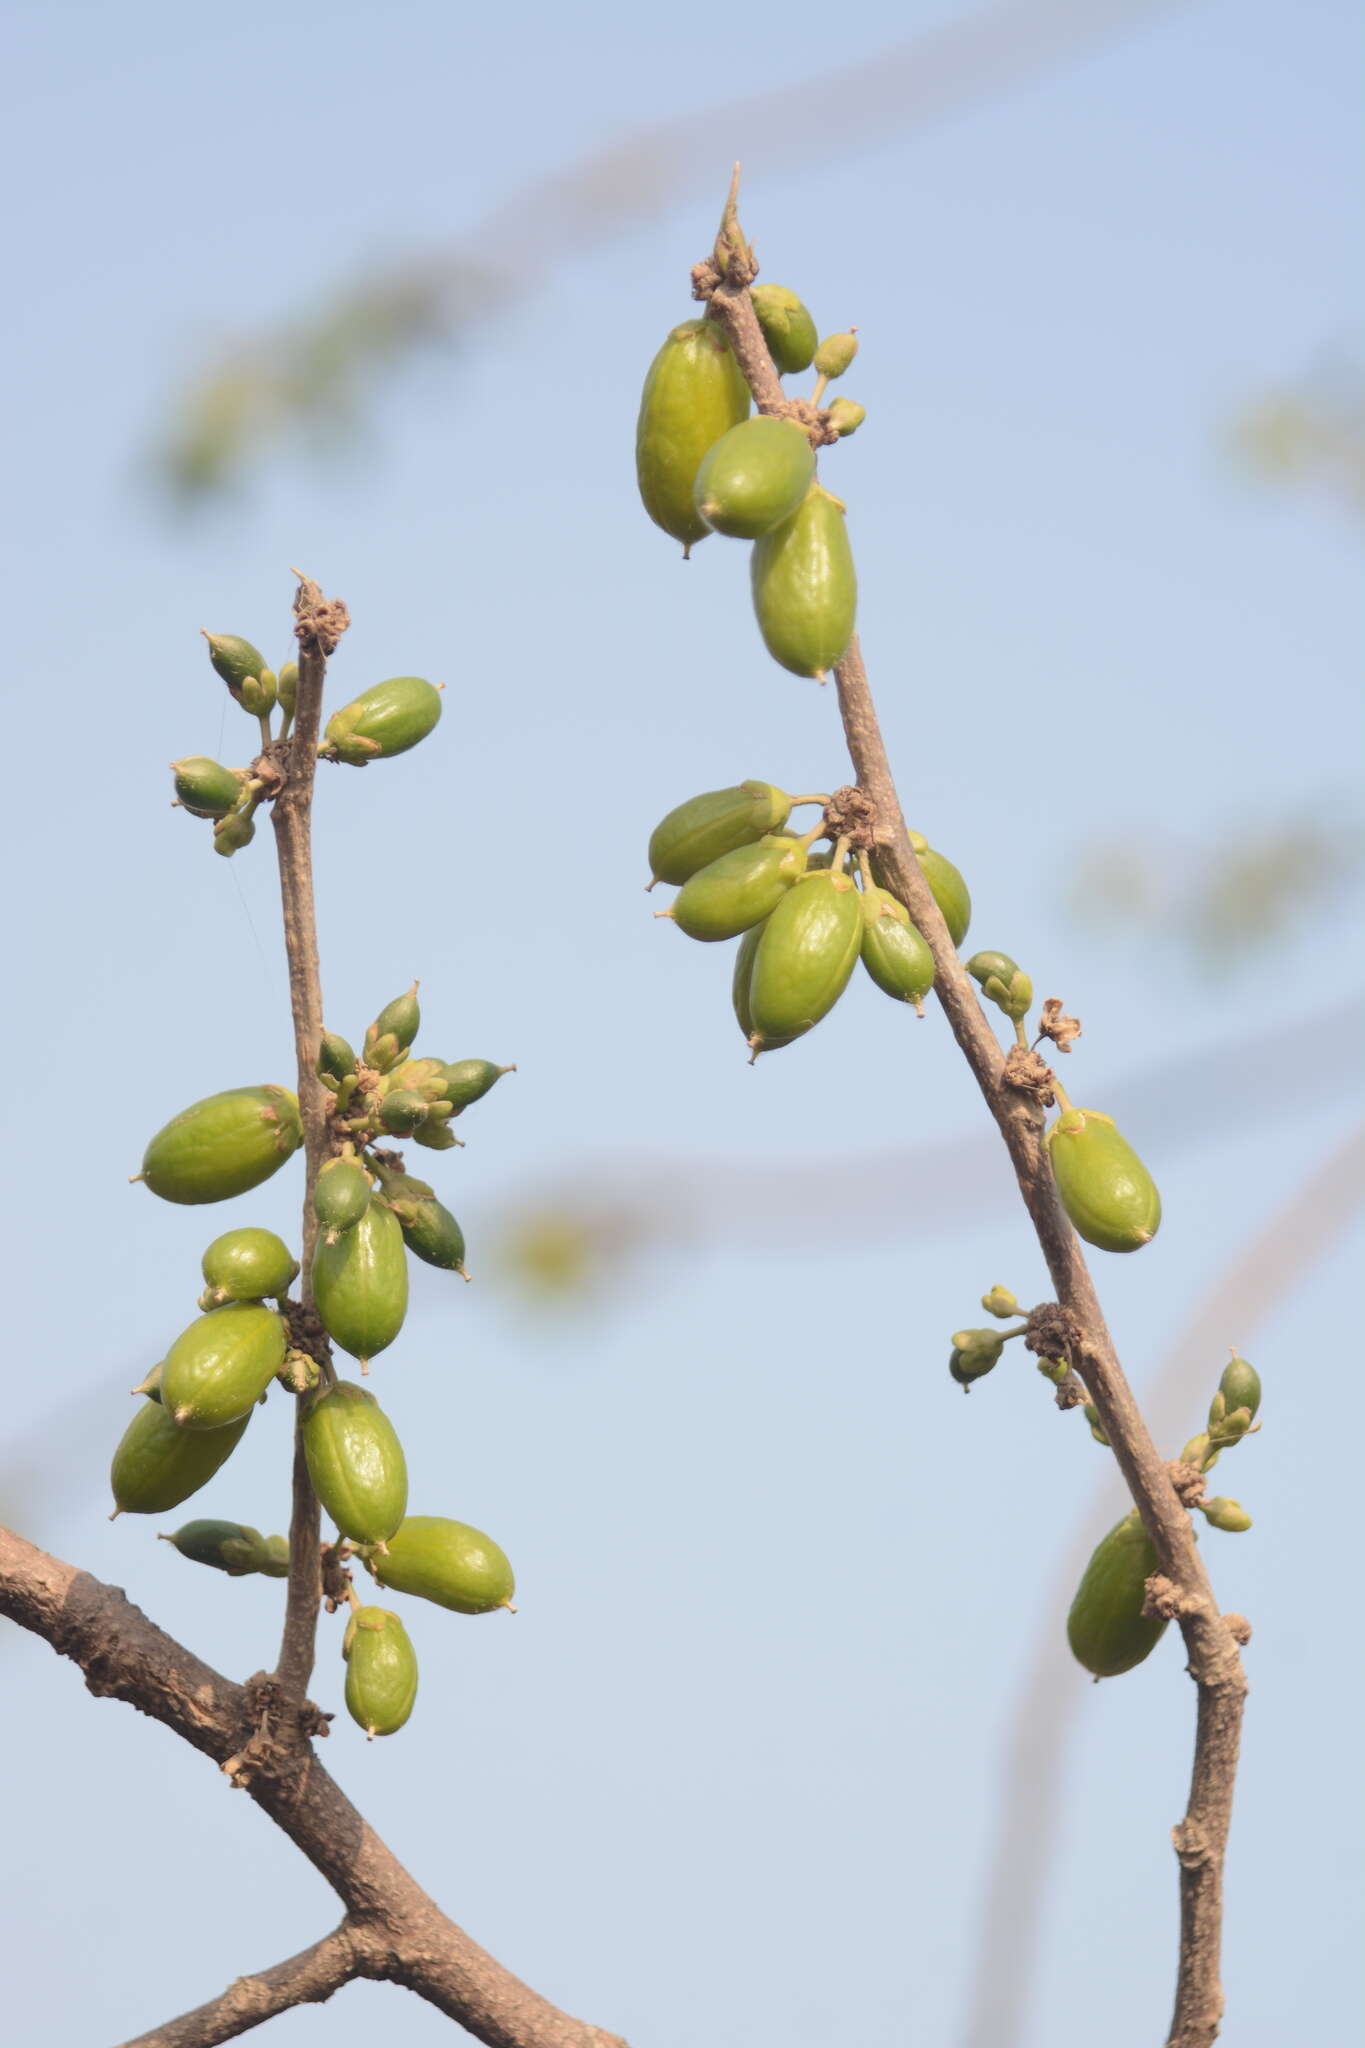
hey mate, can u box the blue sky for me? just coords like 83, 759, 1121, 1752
2, 3, 1361, 2044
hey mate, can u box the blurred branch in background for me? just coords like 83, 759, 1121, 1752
152, 0, 1189, 499
1230, 356, 1365, 522
958, 1116, 1365, 2048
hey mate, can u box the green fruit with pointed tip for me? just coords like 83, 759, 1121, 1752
859, 886, 935, 1010
648, 782, 792, 887
877, 832, 972, 948
1047, 1107, 1162, 1254
367, 984, 420, 1060
751, 485, 857, 679
344, 1606, 419, 1738
161, 1303, 286, 1431
669, 834, 808, 943
303, 1381, 408, 1544
826, 398, 865, 436
1067, 1511, 1169, 1677
814, 330, 859, 379
693, 417, 816, 539
321, 678, 442, 765
200, 1227, 299, 1305
131, 1362, 164, 1402
379, 1089, 428, 1136
313, 1159, 371, 1241
213, 809, 256, 857
411, 1121, 458, 1152
731, 921, 765, 1040
399, 1195, 466, 1272
172, 757, 245, 819
748, 869, 863, 1053
362, 1514, 515, 1615
313, 1200, 409, 1365
110, 1398, 250, 1516
636, 318, 751, 553
160, 1519, 268, 1575
203, 633, 267, 695
950, 1330, 1005, 1387
750, 285, 818, 374
966, 950, 1032, 1021
317, 1032, 358, 1084
139, 1086, 302, 1205
1220, 1354, 1261, 1420
437, 1058, 515, 1109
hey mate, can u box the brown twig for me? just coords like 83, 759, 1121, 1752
0, 1524, 627, 2048
268, 573, 346, 1706
703, 202, 1247, 2048
114, 1924, 361, 2047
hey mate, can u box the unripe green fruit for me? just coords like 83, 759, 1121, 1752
379, 1089, 429, 1136
667, 834, 809, 942
826, 397, 866, 437
437, 1059, 515, 1109
1202, 1498, 1253, 1533
384, 1187, 467, 1273
693, 417, 816, 539
747, 869, 863, 1054
203, 633, 267, 696
1220, 1353, 1262, 1421
750, 285, 818, 374
636, 318, 751, 553
276, 661, 298, 720
130, 1362, 164, 1402
237, 670, 276, 717
172, 757, 245, 819
321, 678, 442, 765
344, 1606, 419, 1738
1046, 1107, 1162, 1254
363, 1514, 515, 1615
1067, 1511, 1168, 1678
159, 1519, 269, 1575
200, 1227, 299, 1305
313, 1199, 409, 1366
303, 1381, 409, 1545
213, 809, 256, 857
367, 984, 420, 1061
902, 832, 972, 948
731, 920, 766, 1041
313, 1159, 371, 1241
981, 1285, 1019, 1319
110, 1397, 250, 1517
648, 782, 792, 887
949, 1328, 1006, 1387
161, 1303, 286, 1431
859, 886, 935, 1010
317, 1031, 358, 1084
814, 330, 859, 379
966, 950, 1032, 1021
411, 1120, 459, 1152
750, 485, 857, 679
139, 1086, 302, 1205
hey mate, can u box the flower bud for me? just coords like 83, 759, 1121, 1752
949, 1328, 1005, 1388
213, 809, 256, 857
980, 1284, 1019, 1319
1201, 1497, 1253, 1533
276, 661, 298, 721
813, 330, 859, 379
826, 397, 866, 436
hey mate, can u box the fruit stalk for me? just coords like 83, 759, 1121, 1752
698, 190, 1247, 2048
268, 572, 350, 1704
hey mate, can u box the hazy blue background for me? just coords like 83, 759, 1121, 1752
3, 2, 1361, 2044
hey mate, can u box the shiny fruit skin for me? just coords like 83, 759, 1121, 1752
365, 1514, 515, 1615
669, 834, 808, 942
161, 1303, 286, 1431
747, 870, 863, 1051
731, 920, 766, 1040
750, 485, 857, 678
1067, 1511, 1169, 1677
693, 417, 815, 539
1047, 1108, 1162, 1254
322, 678, 442, 765
750, 285, 818, 374
110, 1398, 250, 1515
344, 1607, 419, 1737
648, 782, 791, 888
200, 1227, 299, 1303
313, 1199, 409, 1364
859, 886, 935, 1008
635, 319, 750, 552
140, 1086, 302, 1206
302, 1381, 408, 1545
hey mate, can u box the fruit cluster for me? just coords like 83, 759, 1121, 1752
636, 289, 862, 678
172, 631, 443, 858
649, 780, 970, 1060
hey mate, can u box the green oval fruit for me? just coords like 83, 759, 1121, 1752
379, 1089, 429, 1136
110, 1397, 250, 1516
276, 660, 299, 720
161, 1303, 286, 1431
814, 330, 859, 379
394, 1193, 467, 1273
213, 808, 256, 857
437, 1059, 515, 1109
750, 484, 857, 679
303, 1381, 408, 1544
750, 285, 818, 375
171, 757, 245, 819
139, 1086, 302, 1206
344, 1606, 419, 1738
731, 920, 766, 1040
872, 831, 974, 948
669, 834, 808, 942
201, 1227, 299, 1305
317, 1031, 358, 1085
635, 318, 751, 554
363, 1514, 515, 1615
321, 678, 442, 766
693, 417, 816, 539
1067, 1511, 1169, 1678
313, 1159, 371, 1240
159, 1519, 268, 1575
1220, 1353, 1262, 1420
859, 886, 935, 1010
748, 869, 864, 1053
1047, 1107, 1162, 1254
826, 398, 866, 437
203, 633, 267, 694
366, 983, 420, 1062
313, 1199, 409, 1365
648, 782, 792, 888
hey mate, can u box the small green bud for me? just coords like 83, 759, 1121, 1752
1180, 1433, 1219, 1473
171, 757, 246, 819
213, 808, 256, 857
825, 397, 866, 436
1219, 1353, 1262, 1422
1201, 1497, 1253, 1533
750, 285, 819, 375
366, 984, 420, 1068
411, 1120, 461, 1152
276, 661, 299, 721
278, 1348, 321, 1394
1220, 1407, 1255, 1439
1036, 1356, 1068, 1385
1208, 1390, 1227, 1429
317, 1031, 358, 1085
365, 1032, 402, 1074
203, 633, 268, 698
949, 1327, 1006, 1389
813, 330, 859, 379
380, 1089, 429, 1136
966, 951, 1033, 1021
238, 670, 277, 717
258, 1534, 291, 1578
981, 1284, 1019, 1320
